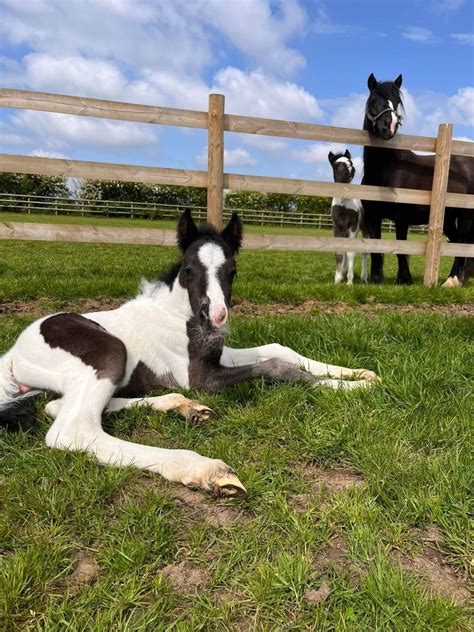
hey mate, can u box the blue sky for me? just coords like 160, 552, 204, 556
0, 0, 473, 185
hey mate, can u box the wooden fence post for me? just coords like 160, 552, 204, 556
423, 123, 453, 287
207, 93, 225, 230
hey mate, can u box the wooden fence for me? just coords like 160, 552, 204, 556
0, 193, 429, 232
0, 88, 473, 286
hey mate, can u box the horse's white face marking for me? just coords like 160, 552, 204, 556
198, 242, 228, 328
334, 156, 352, 168
387, 100, 398, 135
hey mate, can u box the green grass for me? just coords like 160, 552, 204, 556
1, 238, 473, 630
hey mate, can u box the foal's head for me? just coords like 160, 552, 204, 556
364, 73, 404, 140
176, 210, 242, 330
328, 149, 355, 183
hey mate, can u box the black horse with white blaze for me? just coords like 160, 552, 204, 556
362, 73, 474, 286
0, 211, 378, 497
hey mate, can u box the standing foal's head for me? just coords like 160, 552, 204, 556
364, 73, 404, 140
176, 210, 242, 330
328, 149, 356, 183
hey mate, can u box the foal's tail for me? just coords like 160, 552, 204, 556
0, 351, 42, 431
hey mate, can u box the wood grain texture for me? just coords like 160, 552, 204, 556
207, 94, 225, 230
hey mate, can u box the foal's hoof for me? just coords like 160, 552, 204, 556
206, 462, 247, 497
355, 369, 381, 384
178, 401, 215, 425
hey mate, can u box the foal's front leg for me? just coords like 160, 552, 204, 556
221, 345, 379, 385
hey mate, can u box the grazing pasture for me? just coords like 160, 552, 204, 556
1, 240, 472, 630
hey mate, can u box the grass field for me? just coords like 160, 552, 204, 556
1, 234, 473, 630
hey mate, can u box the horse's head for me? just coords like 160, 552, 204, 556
328, 149, 355, 183
364, 73, 404, 140
176, 210, 242, 330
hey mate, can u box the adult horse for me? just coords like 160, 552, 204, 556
0, 211, 378, 497
362, 73, 474, 286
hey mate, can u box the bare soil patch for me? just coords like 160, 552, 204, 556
304, 581, 331, 605
311, 535, 351, 575
2, 297, 473, 319
292, 465, 365, 513
59, 550, 100, 595
232, 298, 474, 318
392, 525, 471, 605
112, 475, 248, 528
159, 560, 210, 594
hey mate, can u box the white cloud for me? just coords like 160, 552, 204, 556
431, 0, 464, 13
28, 149, 69, 159
194, 0, 307, 76
10, 111, 159, 150
196, 145, 257, 168
450, 33, 474, 45
325, 93, 367, 129
447, 87, 474, 126
293, 142, 346, 164
402, 26, 435, 43
212, 67, 322, 120
313, 5, 347, 34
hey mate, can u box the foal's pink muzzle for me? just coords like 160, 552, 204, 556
211, 305, 228, 328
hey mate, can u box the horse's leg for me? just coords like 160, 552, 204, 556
221, 345, 379, 384
335, 253, 344, 284
361, 252, 368, 283
46, 394, 214, 424
346, 228, 357, 285
442, 211, 473, 287
366, 216, 384, 283
45, 375, 243, 495
204, 360, 372, 392
394, 222, 412, 284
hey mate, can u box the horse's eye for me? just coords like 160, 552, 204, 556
183, 267, 193, 277
230, 270, 237, 280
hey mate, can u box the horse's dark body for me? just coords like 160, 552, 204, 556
362, 74, 474, 285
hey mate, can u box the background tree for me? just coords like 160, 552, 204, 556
0, 172, 69, 197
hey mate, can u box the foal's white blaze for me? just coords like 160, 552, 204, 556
198, 242, 228, 327
334, 157, 352, 168
388, 100, 398, 135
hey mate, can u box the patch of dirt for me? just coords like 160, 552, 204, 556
159, 560, 210, 594
291, 466, 364, 514
311, 536, 350, 575
392, 526, 471, 605
213, 590, 247, 606
232, 298, 474, 318
304, 581, 331, 605
2, 297, 473, 318
60, 550, 100, 595
173, 487, 248, 528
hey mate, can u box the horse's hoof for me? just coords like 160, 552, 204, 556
206, 462, 247, 497
179, 401, 215, 424
355, 369, 381, 383
369, 276, 384, 284
396, 277, 413, 285
442, 276, 461, 288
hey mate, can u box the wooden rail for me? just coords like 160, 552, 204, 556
0, 88, 473, 286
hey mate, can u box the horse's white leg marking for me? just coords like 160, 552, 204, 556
221, 345, 379, 384
105, 394, 214, 423
442, 275, 461, 288
335, 254, 344, 284
346, 230, 357, 285
44, 375, 240, 493
361, 253, 368, 283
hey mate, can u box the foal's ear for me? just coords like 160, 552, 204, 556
177, 209, 199, 252
367, 73, 378, 91
328, 151, 336, 164
221, 213, 243, 254
394, 74, 403, 89
344, 149, 351, 159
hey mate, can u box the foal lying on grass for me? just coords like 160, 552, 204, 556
0, 211, 379, 496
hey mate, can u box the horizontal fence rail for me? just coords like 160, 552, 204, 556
1, 88, 473, 286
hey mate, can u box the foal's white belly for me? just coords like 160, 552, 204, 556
84, 306, 191, 389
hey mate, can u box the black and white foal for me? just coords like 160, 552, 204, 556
328, 150, 368, 285
0, 211, 378, 496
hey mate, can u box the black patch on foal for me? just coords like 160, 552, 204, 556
40, 313, 127, 384
117, 361, 178, 397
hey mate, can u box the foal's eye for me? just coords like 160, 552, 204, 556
230, 270, 237, 280
183, 267, 193, 278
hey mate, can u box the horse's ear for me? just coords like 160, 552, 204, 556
344, 149, 351, 159
221, 213, 243, 254
394, 74, 403, 89
177, 209, 199, 252
328, 151, 336, 163
367, 73, 378, 91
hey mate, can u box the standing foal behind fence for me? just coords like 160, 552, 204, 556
329, 150, 368, 285
0, 211, 379, 497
